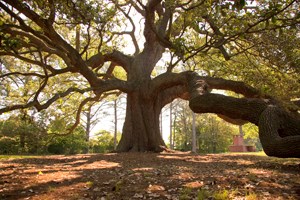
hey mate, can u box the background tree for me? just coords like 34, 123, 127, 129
197, 114, 237, 153
170, 100, 239, 154
0, 0, 299, 156
243, 123, 262, 151
0, 112, 47, 154
81, 100, 109, 153
111, 94, 126, 150
47, 118, 87, 154
172, 100, 193, 151
89, 130, 115, 153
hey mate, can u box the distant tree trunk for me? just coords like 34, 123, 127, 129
173, 112, 177, 149
239, 125, 244, 137
85, 107, 91, 153
160, 111, 162, 137
212, 120, 218, 153
169, 102, 173, 149
82, 104, 93, 154
20, 111, 28, 152
192, 112, 197, 153
183, 109, 189, 151
113, 99, 118, 150
19, 132, 25, 150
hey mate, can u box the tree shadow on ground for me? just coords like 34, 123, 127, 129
0, 152, 299, 200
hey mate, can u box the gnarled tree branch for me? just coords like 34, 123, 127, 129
187, 72, 300, 158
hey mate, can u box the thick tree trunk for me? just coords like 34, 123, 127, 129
115, 32, 166, 152
116, 92, 166, 152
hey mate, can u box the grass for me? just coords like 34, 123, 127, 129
85, 181, 94, 188
245, 192, 258, 200
179, 187, 193, 200
197, 189, 260, 200
197, 189, 210, 200
197, 189, 230, 200
214, 190, 230, 200
224, 151, 267, 156
0, 155, 38, 160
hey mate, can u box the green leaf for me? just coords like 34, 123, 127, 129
266, 19, 269, 28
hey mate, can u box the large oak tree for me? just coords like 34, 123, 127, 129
0, 0, 299, 157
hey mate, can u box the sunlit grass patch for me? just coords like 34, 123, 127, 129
224, 151, 267, 156
0, 155, 38, 160
197, 189, 232, 200
245, 192, 258, 200
213, 189, 230, 200
179, 187, 193, 200
197, 189, 210, 200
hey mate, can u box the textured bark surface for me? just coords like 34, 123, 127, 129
187, 72, 300, 158
258, 106, 300, 158
116, 92, 166, 152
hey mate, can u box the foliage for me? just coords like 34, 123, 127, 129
0, 109, 119, 155
196, 114, 238, 153
89, 130, 115, 153
171, 100, 194, 151
171, 100, 241, 153
243, 123, 262, 151
0, 136, 18, 154
0, 112, 90, 155
47, 125, 87, 154
0, 112, 47, 154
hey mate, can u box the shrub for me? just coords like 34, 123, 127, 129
0, 137, 19, 154
47, 143, 65, 154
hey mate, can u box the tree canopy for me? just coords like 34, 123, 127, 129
0, 0, 299, 156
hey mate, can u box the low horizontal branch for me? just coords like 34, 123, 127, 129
0, 87, 92, 115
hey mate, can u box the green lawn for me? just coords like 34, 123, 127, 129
0, 155, 39, 160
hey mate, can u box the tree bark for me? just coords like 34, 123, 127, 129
258, 106, 300, 158
115, 15, 166, 152
187, 72, 300, 158
116, 92, 166, 152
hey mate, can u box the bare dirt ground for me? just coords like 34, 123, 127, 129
0, 152, 299, 200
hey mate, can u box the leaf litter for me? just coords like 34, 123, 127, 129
0, 152, 299, 200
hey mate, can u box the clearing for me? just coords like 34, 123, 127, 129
0, 152, 299, 200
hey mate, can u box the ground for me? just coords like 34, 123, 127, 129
0, 152, 299, 200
